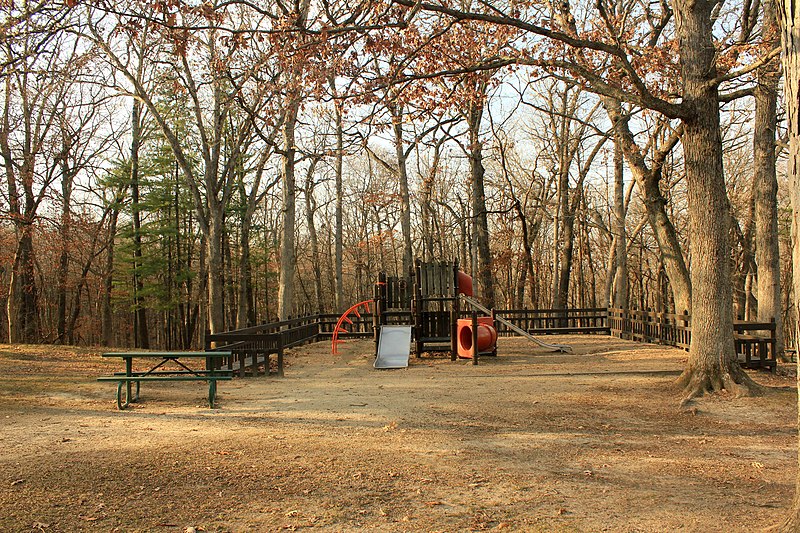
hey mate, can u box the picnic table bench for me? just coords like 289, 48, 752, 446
98, 351, 233, 409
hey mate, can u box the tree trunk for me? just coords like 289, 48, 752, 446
278, 96, 300, 320
642, 177, 692, 313
612, 138, 628, 309
333, 94, 344, 311
466, 96, 495, 308
673, 0, 758, 398
130, 100, 149, 348
390, 102, 414, 277
7, 227, 38, 343
554, 185, 577, 309
236, 215, 254, 329
778, 0, 800, 526
551, 171, 563, 308
305, 162, 324, 314
223, 225, 235, 329
206, 209, 225, 334
603, 237, 617, 308
732, 202, 756, 319
753, 0, 785, 358
421, 139, 444, 262
102, 204, 119, 347
56, 171, 71, 344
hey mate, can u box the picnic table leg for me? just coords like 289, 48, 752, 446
208, 380, 217, 408
116, 381, 130, 410
125, 357, 133, 405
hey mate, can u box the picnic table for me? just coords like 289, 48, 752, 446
98, 351, 233, 409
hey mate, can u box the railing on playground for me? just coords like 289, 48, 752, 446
608, 308, 777, 371
491, 308, 610, 336
318, 312, 380, 339
205, 315, 319, 377
316, 308, 612, 340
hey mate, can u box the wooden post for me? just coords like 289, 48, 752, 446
414, 259, 423, 357
491, 308, 498, 357
472, 311, 479, 365
452, 263, 459, 360
374, 272, 385, 357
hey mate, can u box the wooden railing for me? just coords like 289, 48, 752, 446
608, 308, 776, 371
318, 312, 376, 339
205, 315, 319, 377
492, 308, 609, 336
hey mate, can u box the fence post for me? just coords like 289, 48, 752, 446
472, 311, 479, 366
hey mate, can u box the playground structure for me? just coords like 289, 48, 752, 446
373, 260, 469, 359
370, 260, 496, 365
366, 259, 569, 365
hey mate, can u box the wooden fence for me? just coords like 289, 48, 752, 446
493, 308, 609, 336
608, 308, 776, 371
205, 315, 319, 377
205, 306, 777, 376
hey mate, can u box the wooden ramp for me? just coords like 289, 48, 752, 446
461, 296, 572, 353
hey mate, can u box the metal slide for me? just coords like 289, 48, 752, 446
374, 326, 413, 369
460, 295, 572, 353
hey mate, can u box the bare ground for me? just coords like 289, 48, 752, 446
0, 335, 796, 532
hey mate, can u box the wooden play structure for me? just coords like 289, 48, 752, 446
368, 259, 568, 364
363, 258, 572, 364
372, 260, 475, 359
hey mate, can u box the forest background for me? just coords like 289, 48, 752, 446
0, 0, 788, 394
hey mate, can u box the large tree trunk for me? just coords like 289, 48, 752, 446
779, 0, 800, 527
674, 0, 758, 398
7, 227, 39, 343
278, 96, 300, 320
553, 182, 577, 309
56, 164, 72, 344
611, 138, 628, 309
333, 90, 344, 311
130, 100, 149, 348
466, 96, 495, 308
754, 0, 785, 358
390, 102, 414, 277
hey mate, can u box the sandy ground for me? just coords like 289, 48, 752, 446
0, 335, 796, 532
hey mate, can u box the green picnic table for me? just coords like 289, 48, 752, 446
98, 351, 233, 409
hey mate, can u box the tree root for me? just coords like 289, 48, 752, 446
676, 364, 766, 406
776, 491, 800, 532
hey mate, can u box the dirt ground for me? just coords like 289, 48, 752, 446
0, 335, 797, 532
